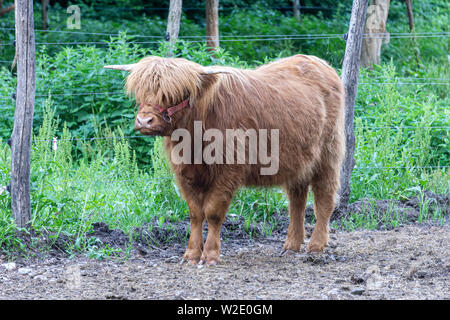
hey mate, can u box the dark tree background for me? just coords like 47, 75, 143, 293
41, 0, 347, 21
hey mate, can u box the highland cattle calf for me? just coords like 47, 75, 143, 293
105, 54, 345, 265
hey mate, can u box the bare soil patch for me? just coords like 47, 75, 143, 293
1, 223, 449, 300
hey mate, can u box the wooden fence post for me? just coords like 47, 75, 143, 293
339, 0, 368, 208
405, 0, 414, 31
360, 0, 390, 68
293, 0, 301, 22
10, 0, 35, 228
166, 0, 182, 44
206, 0, 219, 50
42, 0, 49, 30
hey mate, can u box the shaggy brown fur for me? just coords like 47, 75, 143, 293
113, 54, 345, 265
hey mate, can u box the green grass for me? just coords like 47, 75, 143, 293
331, 200, 405, 232
0, 1, 448, 256
351, 63, 449, 201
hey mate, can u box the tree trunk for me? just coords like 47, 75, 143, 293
10, 0, 36, 228
360, 0, 390, 68
293, 0, 301, 22
405, 0, 414, 31
338, 0, 368, 208
206, 0, 219, 50
166, 0, 182, 44
42, 0, 49, 30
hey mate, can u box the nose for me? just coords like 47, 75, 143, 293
135, 116, 153, 130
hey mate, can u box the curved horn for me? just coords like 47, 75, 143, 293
201, 67, 231, 74
103, 64, 137, 72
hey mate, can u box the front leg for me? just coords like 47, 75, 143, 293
182, 193, 205, 264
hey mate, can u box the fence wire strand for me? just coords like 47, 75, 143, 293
1, 27, 447, 39
35, 164, 449, 187
30, 125, 449, 143
0, 80, 449, 101
0, 31, 449, 47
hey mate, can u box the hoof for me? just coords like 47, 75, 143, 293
281, 241, 302, 255
306, 229, 328, 253
279, 249, 299, 257
180, 258, 200, 265
200, 251, 220, 266
182, 248, 202, 265
199, 257, 220, 266
306, 241, 326, 253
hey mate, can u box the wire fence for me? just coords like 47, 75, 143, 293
0, 29, 449, 46
0, 25, 448, 189
1, 35, 449, 46
37, 163, 450, 186
0, 81, 448, 102
0, 85, 449, 99
6, 164, 445, 190
1, 26, 448, 39
28, 125, 450, 144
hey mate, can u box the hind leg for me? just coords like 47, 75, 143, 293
307, 173, 339, 253
282, 183, 309, 253
200, 186, 235, 265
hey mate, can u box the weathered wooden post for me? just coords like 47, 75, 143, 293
206, 0, 219, 49
42, 0, 49, 30
360, 0, 390, 68
405, 0, 414, 31
10, 0, 36, 228
404, 0, 420, 62
339, 0, 368, 208
166, 0, 182, 57
166, 0, 182, 44
293, 0, 301, 22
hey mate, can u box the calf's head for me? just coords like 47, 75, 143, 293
104, 56, 229, 136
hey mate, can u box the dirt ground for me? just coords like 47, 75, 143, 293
1, 222, 449, 300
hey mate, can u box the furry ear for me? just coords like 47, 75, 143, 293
104, 64, 137, 72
